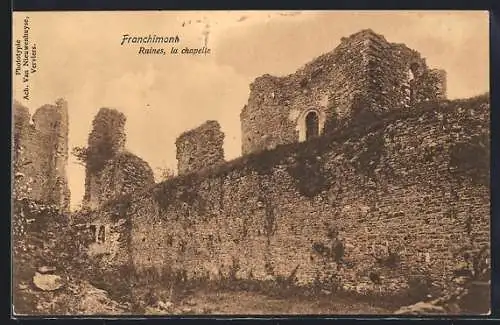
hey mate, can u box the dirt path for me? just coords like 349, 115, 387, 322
177, 290, 392, 315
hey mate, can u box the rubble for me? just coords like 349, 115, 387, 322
33, 272, 63, 291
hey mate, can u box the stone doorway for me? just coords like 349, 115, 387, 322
305, 111, 320, 140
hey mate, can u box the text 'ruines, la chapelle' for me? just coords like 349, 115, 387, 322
120, 34, 211, 56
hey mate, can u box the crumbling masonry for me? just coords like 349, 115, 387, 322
241, 29, 447, 155
15, 29, 489, 300
13, 99, 71, 212
176, 120, 225, 175
87, 30, 489, 298
82, 107, 155, 210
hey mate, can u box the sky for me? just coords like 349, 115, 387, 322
12, 11, 489, 210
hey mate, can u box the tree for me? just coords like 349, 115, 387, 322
71, 146, 89, 166
156, 166, 176, 182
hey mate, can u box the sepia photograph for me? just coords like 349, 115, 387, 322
11, 10, 490, 316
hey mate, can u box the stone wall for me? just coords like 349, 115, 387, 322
12, 99, 71, 212
123, 94, 489, 296
176, 120, 225, 175
82, 108, 154, 210
429, 69, 447, 100
81, 106, 154, 266
86, 151, 155, 209
85, 197, 133, 290
80, 108, 155, 294
241, 29, 447, 155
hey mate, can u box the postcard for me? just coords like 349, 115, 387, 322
11, 10, 490, 316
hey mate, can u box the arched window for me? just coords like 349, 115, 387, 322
89, 225, 97, 241
305, 111, 319, 140
409, 63, 419, 79
297, 109, 324, 142
404, 62, 420, 107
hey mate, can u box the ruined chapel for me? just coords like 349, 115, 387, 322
13, 29, 489, 299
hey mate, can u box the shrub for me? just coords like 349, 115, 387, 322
12, 198, 99, 314
406, 273, 433, 303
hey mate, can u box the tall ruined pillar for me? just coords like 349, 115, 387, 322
429, 69, 447, 100
13, 99, 71, 212
82, 108, 127, 209
12, 101, 32, 202
52, 99, 71, 212
176, 120, 225, 175
13, 101, 31, 171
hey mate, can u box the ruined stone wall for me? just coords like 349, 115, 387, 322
80, 108, 155, 293
241, 29, 447, 155
12, 100, 70, 212
176, 120, 225, 175
85, 198, 133, 291
82, 107, 155, 210
429, 69, 448, 100
87, 151, 155, 208
128, 94, 489, 296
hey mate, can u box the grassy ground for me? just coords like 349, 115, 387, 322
172, 288, 392, 315
14, 276, 489, 316
13, 280, 394, 316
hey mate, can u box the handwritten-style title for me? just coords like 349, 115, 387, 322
120, 34, 211, 56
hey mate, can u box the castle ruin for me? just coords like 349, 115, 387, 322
176, 120, 225, 175
82, 108, 155, 210
241, 29, 447, 155
13, 29, 490, 302
13, 99, 71, 212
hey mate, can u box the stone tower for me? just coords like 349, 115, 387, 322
83, 107, 127, 208
82, 107, 154, 210
175, 120, 225, 175
12, 99, 71, 212
240, 29, 447, 155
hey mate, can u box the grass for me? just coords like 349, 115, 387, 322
14, 269, 490, 316
133, 275, 423, 316
13, 277, 394, 316
173, 288, 392, 315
